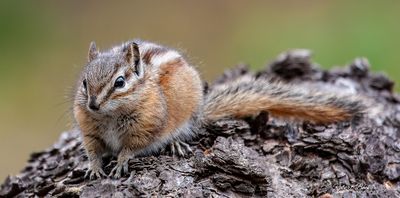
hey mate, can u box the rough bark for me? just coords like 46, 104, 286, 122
1, 50, 400, 197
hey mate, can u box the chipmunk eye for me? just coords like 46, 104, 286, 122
83, 79, 87, 90
114, 76, 125, 88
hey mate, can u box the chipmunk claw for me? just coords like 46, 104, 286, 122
170, 140, 192, 157
109, 160, 129, 179
85, 166, 107, 180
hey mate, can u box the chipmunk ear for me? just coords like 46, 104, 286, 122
88, 41, 99, 62
124, 42, 140, 65
124, 42, 143, 77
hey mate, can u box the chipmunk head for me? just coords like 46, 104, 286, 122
75, 41, 145, 115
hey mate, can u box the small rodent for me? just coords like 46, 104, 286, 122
73, 40, 364, 179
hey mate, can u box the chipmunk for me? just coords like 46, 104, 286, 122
73, 40, 364, 179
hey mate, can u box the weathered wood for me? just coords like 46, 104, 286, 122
1, 50, 399, 197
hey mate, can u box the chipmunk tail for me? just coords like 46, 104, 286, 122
203, 76, 365, 124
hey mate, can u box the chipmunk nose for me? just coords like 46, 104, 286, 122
88, 96, 100, 111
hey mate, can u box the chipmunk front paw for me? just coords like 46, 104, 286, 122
85, 164, 107, 180
170, 140, 192, 157
109, 159, 129, 179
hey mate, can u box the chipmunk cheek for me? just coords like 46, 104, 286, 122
110, 93, 126, 101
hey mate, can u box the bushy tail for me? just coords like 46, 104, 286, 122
203, 77, 365, 124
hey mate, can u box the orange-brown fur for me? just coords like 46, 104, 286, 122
158, 58, 202, 138
231, 100, 350, 123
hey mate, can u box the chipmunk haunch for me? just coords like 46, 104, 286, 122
73, 40, 365, 179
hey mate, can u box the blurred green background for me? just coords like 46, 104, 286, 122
0, 0, 399, 180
